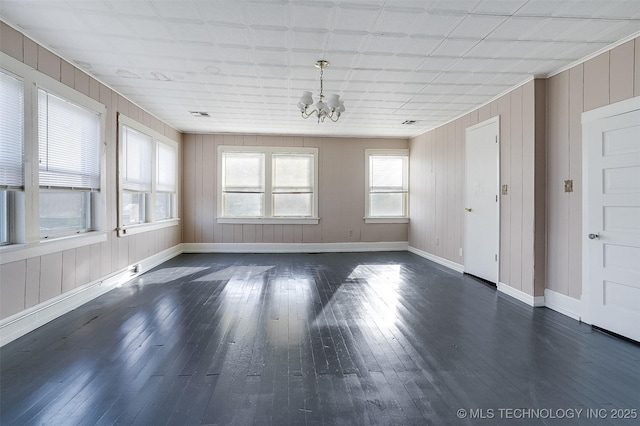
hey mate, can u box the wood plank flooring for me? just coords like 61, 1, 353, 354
1, 252, 639, 425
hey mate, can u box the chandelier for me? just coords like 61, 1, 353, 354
298, 60, 345, 123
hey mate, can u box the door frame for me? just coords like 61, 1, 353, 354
464, 115, 500, 284
581, 95, 640, 325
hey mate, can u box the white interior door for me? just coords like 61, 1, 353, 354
584, 100, 640, 342
464, 117, 499, 283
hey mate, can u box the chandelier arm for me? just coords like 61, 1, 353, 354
326, 112, 340, 122
301, 108, 319, 119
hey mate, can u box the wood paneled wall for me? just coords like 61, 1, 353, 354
0, 23, 181, 320
409, 79, 547, 297
546, 38, 640, 300
181, 134, 409, 244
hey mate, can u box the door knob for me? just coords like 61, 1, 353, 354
464, 207, 472, 212
588, 233, 599, 240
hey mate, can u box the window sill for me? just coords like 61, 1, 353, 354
364, 217, 409, 224
217, 217, 319, 225
0, 231, 108, 265
118, 218, 180, 237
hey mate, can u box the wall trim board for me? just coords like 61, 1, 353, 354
0, 244, 182, 347
407, 246, 464, 273
497, 282, 545, 307
544, 289, 584, 322
181, 241, 409, 254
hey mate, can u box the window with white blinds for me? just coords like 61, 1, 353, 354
122, 126, 153, 192
365, 150, 409, 222
0, 69, 24, 189
218, 146, 318, 222
118, 116, 179, 232
38, 89, 100, 190
157, 142, 177, 192
155, 141, 177, 221
272, 153, 314, 217
38, 89, 102, 238
221, 152, 265, 217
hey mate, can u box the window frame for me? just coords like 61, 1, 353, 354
0, 52, 107, 263
117, 114, 179, 237
217, 145, 319, 225
364, 149, 409, 224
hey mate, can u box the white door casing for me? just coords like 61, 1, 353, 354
464, 116, 500, 283
583, 97, 640, 342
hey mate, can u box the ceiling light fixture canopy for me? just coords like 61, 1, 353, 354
298, 60, 345, 123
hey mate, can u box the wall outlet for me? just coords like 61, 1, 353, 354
436, 236, 440, 245
348, 229, 353, 237
459, 248, 463, 256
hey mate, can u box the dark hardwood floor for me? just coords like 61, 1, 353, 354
1, 252, 639, 425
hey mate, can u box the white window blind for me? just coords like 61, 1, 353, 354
157, 141, 177, 192
272, 153, 314, 217
368, 154, 408, 217
221, 152, 265, 217
0, 70, 24, 189
38, 89, 100, 190
122, 125, 153, 192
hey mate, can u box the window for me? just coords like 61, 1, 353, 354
0, 52, 107, 261
0, 68, 24, 244
38, 89, 101, 238
218, 146, 318, 224
121, 125, 152, 225
118, 115, 178, 236
365, 149, 409, 223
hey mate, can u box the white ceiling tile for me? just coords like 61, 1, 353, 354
108, 0, 160, 17
418, 56, 460, 71
215, 45, 254, 63
326, 31, 369, 52
373, 7, 427, 35
449, 14, 508, 39
429, 0, 483, 14
410, 13, 467, 37
470, 0, 528, 15
431, 38, 480, 56
291, 2, 337, 29
250, 28, 290, 49
244, 2, 290, 28
120, 17, 171, 39
292, 29, 330, 51
364, 33, 409, 53
207, 24, 251, 46
334, 4, 382, 32
398, 36, 443, 56
166, 21, 213, 43
153, 1, 205, 21
445, 57, 493, 72
354, 52, 395, 69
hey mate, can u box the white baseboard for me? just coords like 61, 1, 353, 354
497, 282, 545, 307
407, 246, 464, 273
0, 244, 182, 347
544, 289, 583, 322
181, 241, 409, 253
